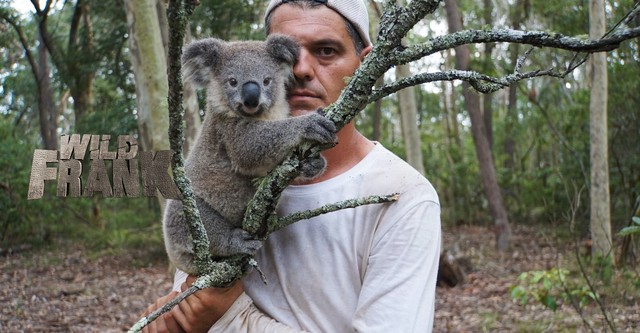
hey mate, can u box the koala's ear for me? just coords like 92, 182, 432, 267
182, 38, 224, 88
266, 34, 299, 66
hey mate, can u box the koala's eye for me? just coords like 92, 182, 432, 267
263, 78, 272, 86
228, 78, 238, 87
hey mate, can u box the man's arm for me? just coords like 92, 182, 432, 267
353, 195, 441, 332
142, 271, 309, 333
141, 275, 242, 333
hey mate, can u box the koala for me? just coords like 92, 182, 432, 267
162, 34, 337, 274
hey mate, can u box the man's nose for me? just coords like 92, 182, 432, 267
292, 48, 314, 81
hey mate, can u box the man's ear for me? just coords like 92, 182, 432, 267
359, 44, 373, 62
182, 38, 224, 88
266, 34, 300, 66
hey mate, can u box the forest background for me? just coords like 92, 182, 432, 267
1, 0, 639, 331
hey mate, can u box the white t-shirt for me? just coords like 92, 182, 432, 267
175, 143, 441, 332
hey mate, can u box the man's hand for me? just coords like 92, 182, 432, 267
141, 291, 186, 333
140, 275, 244, 333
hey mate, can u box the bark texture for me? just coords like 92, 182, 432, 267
124, 0, 171, 154
588, 0, 612, 258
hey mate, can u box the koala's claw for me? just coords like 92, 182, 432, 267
300, 155, 327, 179
228, 228, 263, 256
304, 113, 338, 144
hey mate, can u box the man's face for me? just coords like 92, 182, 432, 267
269, 5, 370, 116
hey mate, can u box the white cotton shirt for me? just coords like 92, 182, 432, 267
175, 143, 441, 332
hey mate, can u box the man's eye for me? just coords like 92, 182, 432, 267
318, 48, 335, 57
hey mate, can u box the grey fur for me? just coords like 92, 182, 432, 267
163, 35, 337, 274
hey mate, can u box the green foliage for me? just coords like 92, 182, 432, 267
190, 0, 264, 40
619, 216, 640, 236
0, 116, 71, 246
510, 268, 597, 311
0, 115, 162, 251
609, 62, 640, 227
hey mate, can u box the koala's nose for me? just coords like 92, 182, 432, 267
241, 81, 261, 108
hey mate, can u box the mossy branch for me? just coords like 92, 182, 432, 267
165, 0, 213, 277
273, 194, 400, 234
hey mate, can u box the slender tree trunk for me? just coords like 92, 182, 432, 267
125, 0, 171, 153
482, 0, 494, 149
445, 0, 511, 250
589, 0, 612, 258
181, 24, 202, 156
371, 77, 383, 141
125, 0, 172, 210
396, 63, 426, 174
504, 0, 526, 173
441, 76, 457, 217
67, 0, 94, 122
636, 1, 640, 60
395, 0, 425, 174
37, 34, 58, 150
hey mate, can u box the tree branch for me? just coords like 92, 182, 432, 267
165, 0, 214, 276
273, 194, 399, 233
394, 27, 640, 66
0, 9, 39, 81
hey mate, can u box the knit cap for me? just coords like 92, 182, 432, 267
264, 0, 372, 46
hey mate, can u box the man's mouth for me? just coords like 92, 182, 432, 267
289, 89, 318, 99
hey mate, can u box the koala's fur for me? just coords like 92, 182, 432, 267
162, 35, 337, 274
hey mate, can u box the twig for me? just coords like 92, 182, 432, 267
273, 194, 399, 233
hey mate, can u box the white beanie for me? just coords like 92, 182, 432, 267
264, 0, 372, 47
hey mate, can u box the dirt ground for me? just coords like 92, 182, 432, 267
1, 225, 638, 332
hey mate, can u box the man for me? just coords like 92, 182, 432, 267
142, 0, 441, 332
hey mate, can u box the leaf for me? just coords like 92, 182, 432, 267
633, 216, 640, 225
516, 272, 529, 281
510, 285, 525, 299
619, 225, 640, 236
543, 277, 552, 290
531, 271, 545, 283
541, 295, 558, 311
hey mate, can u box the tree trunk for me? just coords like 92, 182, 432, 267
444, 0, 511, 250
180, 24, 202, 157
37, 34, 58, 151
588, 0, 612, 258
125, 0, 171, 153
482, 0, 494, 149
395, 0, 425, 174
66, 0, 94, 122
370, 77, 383, 141
125, 0, 172, 210
396, 63, 426, 174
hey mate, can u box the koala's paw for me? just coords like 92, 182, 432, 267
299, 154, 327, 179
303, 112, 337, 146
228, 228, 263, 256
